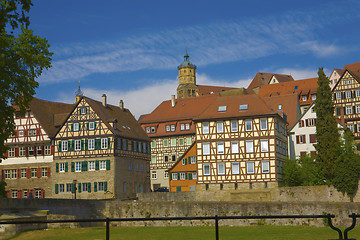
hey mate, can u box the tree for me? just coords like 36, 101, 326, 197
332, 129, 360, 201
0, 0, 52, 159
0, 180, 7, 198
313, 67, 342, 183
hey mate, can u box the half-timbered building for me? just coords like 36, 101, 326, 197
0, 98, 73, 198
138, 94, 218, 190
194, 94, 288, 191
52, 95, 151, 199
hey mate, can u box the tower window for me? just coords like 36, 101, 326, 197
190, 70, 192, 72
184, 70, 186, 73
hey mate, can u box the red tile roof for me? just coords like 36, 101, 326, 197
344, 61, 360, 77
197, 85, 238, 96
247, 72, 294, 92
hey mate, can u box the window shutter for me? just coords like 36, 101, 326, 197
305, 119, 309, 127
85, 108, 88, 114
51, 146, 54, 155
37, 167, 41, 178
65, 162, 68, 172
108, 138, 111, 149
185, 173, 187, 180
189, 173, 192, 180
72, 183, 75, 193
26, 168, 31, 178
41, 189, 44, 198
94, 182, 97, 192
1, 170, 4, 180
17, 169, 21, 179
17, 190, 22, 198
94, 122, 97, 129
25, 146, 28, 157
296, 136, 299, 144
88, 183, 91, 193
7, 191, 10, 198
333, 93, 336, 100
78, 183, 82, 193
104, 181, 108, 191
106, 160, 110, 170
47, 167, 51, 177
56, 163, 59, 173
41, 145, 44, 155
170, 173, 172, 180
55, 184, 59, 194
342, 92, 345, 99
71, 140, 74, 151
79, 123, 81, 131
95, 139, 101, 150
71, 162, 75, 172
15, 147, 19, 157
303, 135, 306, 143
85, 139, 88, 150
353, 106, 356, 115
71, 124, 74, 131
86, 123, 89, 130
178, 173, 180, 180
81, 140, 84, 151
83, 161, 88, 171
78, 108, 81, 114
301, 120, 304, 127
310, 134, 316, 143
95, 160, 99, 170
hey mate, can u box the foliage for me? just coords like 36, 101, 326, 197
0, 0, 52, 159
282, 155, 324, 187
313, 67, 342, 183
0, 179, 7, 198
332, 129, 360, 201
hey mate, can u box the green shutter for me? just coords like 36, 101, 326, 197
189, 173, 192, 180
95, 139, 101, 150
188, 156, 191, 164
108, 138, 111, 149
106, 160, 110, 170
86, 123, 89, 130
65, 162, 68, 172
78, 183, 82, 193
83, 161, 88, 171
85, 139, 88, 150
71, 140, 74, 151
71, 162, 75, 172
58, 141, 62, 152
170, 173, 172, 180
79, 123, 81, 131
94, 182, 97, 192
95, 160, 99, 170
104, 181, 108, 191
88, 183, 91, 193
72, 183, 75, 193
81, 140, 84, 151
55, 184, 58, 194
78, 108, 81, 114
185, 158, 187, 165
56, 163, 59, 173
94, 122, 97, 129
85, 108, 88, 114
178, 173, 180, 180
185, 172, 187, 180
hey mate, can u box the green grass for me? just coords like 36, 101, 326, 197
8, 225, 360, 240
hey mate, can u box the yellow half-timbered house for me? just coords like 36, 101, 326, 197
52, 95, 151, 199
194, 94, 288, 191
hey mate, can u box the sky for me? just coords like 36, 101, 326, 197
29, 0, 360, 118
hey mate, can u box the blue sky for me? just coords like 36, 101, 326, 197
30, 0, 360, 118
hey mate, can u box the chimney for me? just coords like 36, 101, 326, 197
102, 94, 107, 107
171, 95, 176, 107
119, 100, 124, 110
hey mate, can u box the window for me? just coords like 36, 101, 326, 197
23, 190, 28, 198
89, 122, 95, 130
4, 170, 10, 179
66, 184, 72, 192
75, 162, 81, 172
151, 141, 156, 148
336, 92, 342, 99
28, 146, 34, 156
356, 90, 360, 97
62, 141, 68, 152
171, 125, 175, 131
186, 137, 192, 145
31, 168, 37, 177
171, 139, 176, 146
302, 95, 307, 101
245, 120, 252, 131
232, 162, 240, 175
192, 173, 197, 180
239, 104, 248, 110
218, 163, 225, 175
35, 189, 42, 198
297, 135, 306, 144
308, 118, 315, 126
164, 155, 169, 162
278, 104, 282, 110
59, 184, 65, 193
171, 155, 176, 161
11, 169, 17, 178
231, 141, 239, 154
172, 172, 178, 180
44, 145, 51, 155
217, 142, 224, 154
99, 160, 106, 170
190, 156, 196, 164
12, 190, 17, 198
151, 156, 156, 163
262, 161, 270, 173
217, 122, 224, 133
348, 124, 354, 132
218, 106, 227, 112
260, 140, 269, 152
59, 163, 65, 172
180, 172, 186, 180
19, 147, 25, 156
151, 127, 156, 133
82, 183, 88, 192
203, 164, 211, 176
73, 123, 79, 131
128, 162, 133, 171
246, 141, 254, 153
164, 172, 168, 179
146, 127, 150, 133
101, 138, 108, 149
231, 121, 238, 132
346, 106, 352, 115
185, 123, 190, 130
75, 140, 81, 151
152, 171, 157, 179
98, 182, 104, 191
80, 107, 87, 114
311, 94, 316, 100
88, 161, 95, 171
346, 91, 352, 99
88, 139, 95, 150
202, 123, 209, 134
21, 169, 26, 178
260, 119, 268, 130
203, 143, 210, 155
8, 148, 15, 157
19, 130, 24, 136
163, 139, 168, 147
179, 138, 184, 146
356, 105, 360, 114
247, 162, 255, 174
180, 124, 185, 131
182, 158, 187, 165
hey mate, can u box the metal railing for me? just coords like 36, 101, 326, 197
0, 213, 358, 240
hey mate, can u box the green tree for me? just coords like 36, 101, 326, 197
0, 0, 52, 159
0, 180, 7, 198
282, 158, 302, 186
313, 67, 342, 183
332, 129, 360, 201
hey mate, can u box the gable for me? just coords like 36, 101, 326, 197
332, 70, 360, 92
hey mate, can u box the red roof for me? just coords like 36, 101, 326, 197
197, 85, 238, 96
247, 72, 294, 92
344, 61, 360, 78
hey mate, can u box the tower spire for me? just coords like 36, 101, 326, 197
75, 80, 83, 103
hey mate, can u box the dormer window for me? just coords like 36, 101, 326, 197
80, 107, 87, 115
146, 127, 150, 133
239, 104, 248, 110
311, 94, 316, 100
302, 96, 307, 101
278, 104, 282, 110
151, 127, 156, 133
218, 106, 227, 112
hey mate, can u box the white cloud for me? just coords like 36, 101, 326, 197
196, 73, 252, 89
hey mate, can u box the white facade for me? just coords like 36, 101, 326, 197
329, 69, 343, 90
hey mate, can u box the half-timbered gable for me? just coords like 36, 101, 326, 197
1, 97, 73, 199
52, 95, 151, 199
332, 69, 360, 142
139, 94, 217, 190
194, 94, 288, 191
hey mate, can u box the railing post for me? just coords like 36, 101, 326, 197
327, 214, 343, 240
344, 213, 357, 240
106, 217, 110, 240
215, 215, 219, 240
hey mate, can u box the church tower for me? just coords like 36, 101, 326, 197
177, 51, 198, 99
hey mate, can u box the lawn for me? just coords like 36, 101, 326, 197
8, 225, 360, 240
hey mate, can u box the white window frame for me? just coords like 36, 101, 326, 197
171, 138, 176, 146
163, 139, 168, 147
151, 171, 157, 179
82, 183, 88, 192
146, 127, 150, 133
186, 137, 192, 145
180, 124, 185, 131
180, 172, 186, 180
262, 161, 270, 173
356, 90, 360, 98
88, 139, 95, 150
166, 125, 170, 132
231, 141, 239, 154
75, 140, 81, 151
179, 138, 184, 146
88, 161, 95, 171
246, 141, 254, 153
203, 164, 211, 176
192, 173, 197, 180
302, 95, 307, 101
260, 119, 268, 130
151, 127, 156, 133
80, 107, 86, 114
245, 120, 253, 131
99, 160, 106, 170
59, 163, 65, 172
260, 139, 269, 152
171, 124, 175, 131
21, 169, 26, 178
44, 145, 51, 155
231, 120, 238, 132
311, 94, 316, 100
356, 105, 360, 114
98, 182, 104, 191
172, 172, 178, 180
190, 156, 196, 164
164, 172, 168, 179
346, 91, 351, 98
12, 190, 17, 198
11, 169, 17, 178
216, 122, 224, 133
151, 156, 156, 163
75, 162, 81, 172
4, 170, 10, 179
185, 123, 190, 130
232, 162, 240, 175
19, 130, 24, 136
59, 184, 65, 193
101, 138, 108, 149
203, 143, 210, 155
62, 141, 68, 152
19, 147, 25, 156
202, 123, 209, 134
89, 122, 95, 130
336, 92, 341, 99
217, 142, 224, 154
31, 168, 37, 178
217, 162, 225, 175
346, 106, 352, 115
247, 162, 255, 174
73, 123, 79, 131
8, 147, 15, 157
